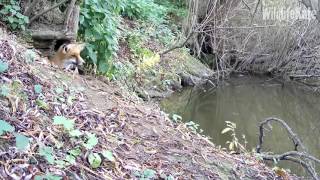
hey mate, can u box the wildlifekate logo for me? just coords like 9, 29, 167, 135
262, 0, 316, 21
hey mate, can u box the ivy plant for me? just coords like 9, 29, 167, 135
0, 0, 29, 30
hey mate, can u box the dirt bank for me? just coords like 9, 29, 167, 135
0, 28, 295, 179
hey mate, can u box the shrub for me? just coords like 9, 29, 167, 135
122, 0, 166, 23
79, 0, 124, 75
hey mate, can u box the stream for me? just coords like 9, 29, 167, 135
161, 74, 320, 176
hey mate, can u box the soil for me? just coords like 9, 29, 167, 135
0, 28, 297, 179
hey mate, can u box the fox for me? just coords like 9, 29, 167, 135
50, 43, 86, 69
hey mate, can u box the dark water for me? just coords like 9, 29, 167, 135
161, 75, 320, 176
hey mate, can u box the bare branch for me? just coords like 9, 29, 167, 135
256, 117, 319, 179
24, 0, 41, 17
160, 31, 195, 56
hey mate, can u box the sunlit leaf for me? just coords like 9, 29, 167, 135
53, 116, 74, 130
34, 173, 62, 180
39, 146, 54, 164
88, 153, 101, 168
171, 114, 182, 122
0, 120, 14, 135
0, 61, 8, 73
36, 99, 49, 110
221, 128, 232, 134
0, 85, 10, 97
55, 88, 64, 94
34, 84, 42, 94
66, 154, 76, 165
69, 147, 81, 156
143, 169, 156, 178
14, 133, 29, 151
102, 150, 115, 162
69, 129, 82, 137
83, 133, 98, 149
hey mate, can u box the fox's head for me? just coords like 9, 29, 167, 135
61, 43, 86, 65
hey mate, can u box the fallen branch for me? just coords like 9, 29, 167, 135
256, 117, 304, 153
256, 117, 319, 179
29, 0, 69, 24
160, 31, 194, 56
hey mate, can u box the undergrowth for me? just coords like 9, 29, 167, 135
0, 0, 29, 30
78, 0, 187, 78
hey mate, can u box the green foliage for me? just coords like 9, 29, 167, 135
34, 84, 42, 94
36, 99, 49, 110
83, 132, 98, 149
185, 121, 202, 133
79, 0, 123, 75
88, 152, 102, 168
39, 146, 55, 164
0, 0, 29, 30
171, 114, 182, 123
54, 87, 64, 95
221, 121, 247, 153
25, 50, 36, 63
34, 173, 62, 180
134, 168, 157, 179
0, 120, 14, 135
69, 147, 81, 156
14, 133, 29, 151
122, 0, 166, 22
1, 85, 10, 97
53, 116, 75, 131
0, 60, 9, 73
102, 150, 115, 162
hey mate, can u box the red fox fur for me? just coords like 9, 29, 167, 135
50, 43, 85, 68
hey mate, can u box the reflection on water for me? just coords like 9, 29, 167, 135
161, 75, 320, 176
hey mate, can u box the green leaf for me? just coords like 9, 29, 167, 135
88, 153, 101, 168
171, 114, 182, 122
34, 84, 42, 94
69, 147, 81, 156
0, 120, 14, 135
34, 173, 62, 180
102, 150, 115, 162
36, 99, 49, 110
221, 128, 232, 134
14, 133, 29, 151
53, 116, 74, 130
66, 154, 76, 165
55, 160, 66, 168
83, 133, 98, 149
25, 50, 36, 63
39, 146, 54, 164
0, 61, 9, 73
67, 96, 75, 106
54, 88, 64, 94
143, 169, 156, 178
69, 129, 82, 137
1, 85, 10, 97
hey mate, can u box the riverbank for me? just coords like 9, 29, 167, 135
0, 28, 294, 179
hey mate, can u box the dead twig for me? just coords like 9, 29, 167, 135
256, 117, 319, 179
160, 31, 195, 56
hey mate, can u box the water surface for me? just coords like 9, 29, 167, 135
161, 75, 320, 176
